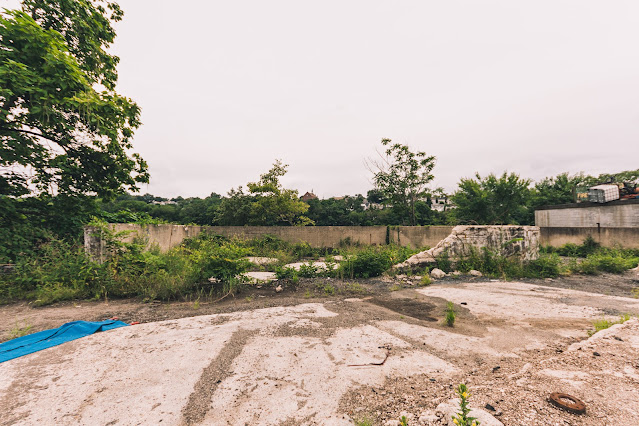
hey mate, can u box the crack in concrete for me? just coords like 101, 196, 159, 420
180, 328, 256, 425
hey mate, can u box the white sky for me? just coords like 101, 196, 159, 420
4, 1, 639, 198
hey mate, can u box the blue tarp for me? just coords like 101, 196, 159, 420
0, 320, 129, 364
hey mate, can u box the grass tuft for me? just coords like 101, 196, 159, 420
444, 301, 456, 327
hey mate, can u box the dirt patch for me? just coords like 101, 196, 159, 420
521, 270, 639, 299
181, 328, 257, 424
367, 297, 437, 322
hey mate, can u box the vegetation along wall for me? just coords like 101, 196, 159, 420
84, 224, 456, 257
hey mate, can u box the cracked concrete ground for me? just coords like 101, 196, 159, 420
1, 281, 639, 425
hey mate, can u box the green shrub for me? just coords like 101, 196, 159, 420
589, 314, 632, 336
420, 274, 432, 286
444, 301, 456, 327
338, 247, 393, 278
275, 266, 298, 280
1, 224, 255, 304
436, 250, 452, 273
298, 262, 322, 278
523, 253, 562, 278
552, 236, 601, 258
590, 254, 638, 273
292, 241, 316, 259
554, 243, 580, 257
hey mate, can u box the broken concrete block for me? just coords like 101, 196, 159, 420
395, 225, 540, 270
430, 268, 446, 279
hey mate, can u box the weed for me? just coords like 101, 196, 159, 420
344, 282, 367, 294
435, 250, 452, 273
323, 284, 336, 296
338, 247, 393, 278
588, 314, 632, 336
399, 415, 409, 426
389, 284, 402, 292
275, 266, 299, 280
245, 295, 254, 303
337, 245, 416, 279
9, 321, 32, 340
444, 302, 456, 327
419, 274, 432, 286
452, 383, 480, 426
304, 289, 312, 299
193, 299, 200, 309
353, 416, 374, 426
632, 287, 639, 299
298, 261, 327, 278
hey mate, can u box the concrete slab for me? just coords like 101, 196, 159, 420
244, 257, 279, 265
243, 271, 277, 283
2, 282, 639, 425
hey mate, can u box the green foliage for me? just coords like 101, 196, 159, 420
8, 320, 32, 340
0, 4, 148, 200
369, 138, 436, 225
452, 172, 531, 225
588, 314, 632, 336
323, 284, 336, 296
338, 247, 393, 278
576, 253, 639, 275
549, 236, 601, 258
452, 384, 480, 426
444, 301, 456, 327
353, 417, 374, 426
436, 250, 452, 273
546, 237, 639, 275
0, 224, 252, 305
216, 160, 313, 226
399, 415, 409, 426
525, 253, 562, 278
420, 274, 432, 286
0, 1, 147, 261
452, 247, 562, 279
274, 266, 298, 280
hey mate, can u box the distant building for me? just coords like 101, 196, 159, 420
301, 192, 318, 202
431, 196, 454, 212
360, 198, 385, 210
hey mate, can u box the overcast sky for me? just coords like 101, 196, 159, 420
5, 1, 639, 199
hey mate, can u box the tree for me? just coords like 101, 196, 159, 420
452, 172, 531, 225
368, 139, 436, 225
0, 1, 147, 261
0, 1, 148, 199
216, 160, 313, 226
531, 173, 581, 209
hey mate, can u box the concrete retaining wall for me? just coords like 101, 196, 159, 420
84, 224, 454, 257
540, 227, 639, 249
535, 200, 639, 248
389, 226, 455, 249
85, 222, 639, 259
535, 200, 639, 228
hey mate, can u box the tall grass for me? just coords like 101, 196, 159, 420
445, 238, 639, 280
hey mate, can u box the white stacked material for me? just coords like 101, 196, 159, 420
588, 184, 619, 203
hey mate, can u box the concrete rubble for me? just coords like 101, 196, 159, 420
396, 225, 540, 270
